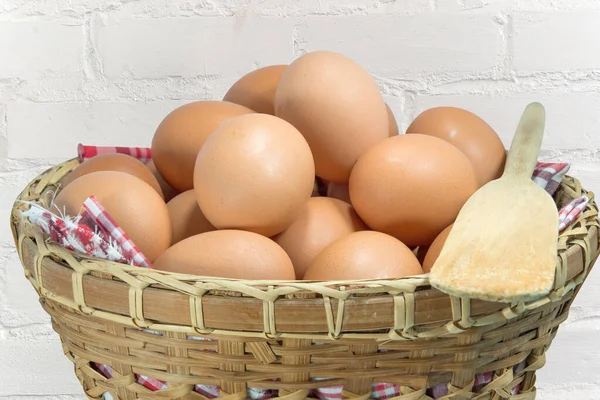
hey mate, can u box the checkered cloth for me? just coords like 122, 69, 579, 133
22, 147, 591, 399
77, 143, 152, 164
531, 162, 589, 232
80, 196, 152, 268
559, 195, 589, 232
533, 162, 570, 195
20, 196, 152, 269
20, 203, 128, 264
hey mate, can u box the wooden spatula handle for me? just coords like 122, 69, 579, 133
502, 102, 546, 179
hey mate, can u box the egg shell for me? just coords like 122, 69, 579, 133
327, 182, 351, 204
153, 230, 295, 280
146, 159, 180, 202
223, 65, 287, 115
406, 106, 506, 187
151, 100, 255, 192
386, 103, 399, 137
167, 190, 215, 244
63, 153, 163, 198
53, 171, 172, 262
303, 231, 423, 280
274, 51, 389, 183
349, 134, 478, 247
422, 223, 453, 273
273, 197, 367, 279
194, 113, 315, 237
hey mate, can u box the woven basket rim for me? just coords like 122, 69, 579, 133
10, 157, 600, 340
10, 157, 595, 286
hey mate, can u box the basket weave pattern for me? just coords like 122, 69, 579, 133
11, 159, 600, 400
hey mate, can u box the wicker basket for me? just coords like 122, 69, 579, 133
10, 157, 600, 400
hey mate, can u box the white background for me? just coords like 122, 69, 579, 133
1, 0, 600, 398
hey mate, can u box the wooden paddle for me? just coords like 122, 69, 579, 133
429, 102, 559, 302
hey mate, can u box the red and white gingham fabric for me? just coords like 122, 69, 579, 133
20, 197, 152, 269
531, 162, 590, 232
23, 147, 591, 399
20, 203, 128, 264
559, 195, 589, 232
77, 143, 152, 164
80, 196, 152, 268
532, 162, 570, 195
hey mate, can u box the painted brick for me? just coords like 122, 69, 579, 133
514, 11, 600, 73
0, 339, 83, 396
0, 396, 86, 400
298, 14, 503, 77
0, 253, 50, 328
570, 258, 600, 311
537, 384, 600, 400
6, 100, 187, 159
0, 21, 83, 80
0, 104, 5, 138
2, 0, 433, 19
434, 0, 491, 11
97, 17, 294, 79
2, 1, 600, 398
537, 327, 600, 385
0, 104, 6, 161
515, 0, 600, 11
565, 162, 600, 198
0, 168, 50, 249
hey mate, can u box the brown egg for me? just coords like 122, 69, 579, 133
274, 51, 389, 183
151, 100, 255, 192
422, 223, 453, 273
386, 103, 399, 137
303, 231, 423, 280
53, 171, 172, 262
406, 106, 506, 187
146, 159, 180, 202
223, 65, 287, 114
349, 134, 478, 247
273, 197, 367, 279
153, 230, 295, 279
167, 190, 215, 244
63, 153, 163, 198
194, 113, 315, 237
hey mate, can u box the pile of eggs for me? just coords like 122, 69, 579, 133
53, 50, 507, 281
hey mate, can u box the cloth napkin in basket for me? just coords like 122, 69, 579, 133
77, 143, 152, 163
22, 145, 591, 400
22, 196, 152, 269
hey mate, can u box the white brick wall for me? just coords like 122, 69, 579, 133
98, 17, 294, 78
299, 14, 503, 77
7, 101, 187, 159
1, 0, 599, 398
0, 21, 83, 80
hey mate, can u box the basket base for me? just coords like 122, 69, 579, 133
41, 296, 568, 400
